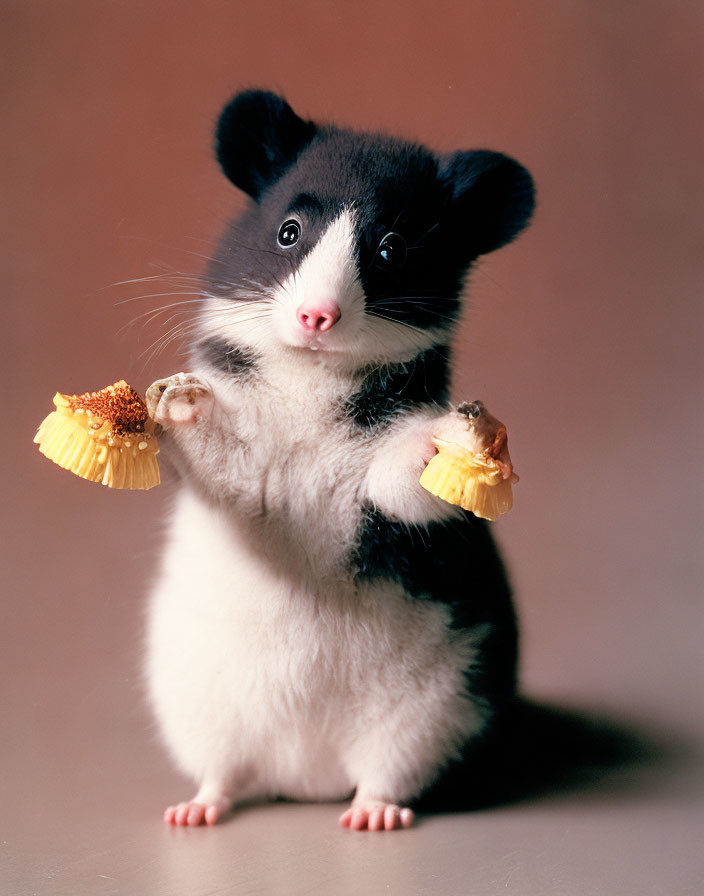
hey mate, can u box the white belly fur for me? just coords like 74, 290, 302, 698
146, 487, 483, 804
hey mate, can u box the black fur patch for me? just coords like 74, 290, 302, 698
355, 510, 509, 605
216, 91, 317, 201
194, 337, 258, 378
439, 150, 535, 256
345, 347, 450, 429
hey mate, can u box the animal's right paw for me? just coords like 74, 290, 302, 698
146, 373, 213, 427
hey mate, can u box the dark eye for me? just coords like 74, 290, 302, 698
378, 232, 407, 266
277, 219, 301, 248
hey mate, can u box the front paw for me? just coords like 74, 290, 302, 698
428, 411, 482, 455
433, 402, 514, 481
146, 373, 213, 426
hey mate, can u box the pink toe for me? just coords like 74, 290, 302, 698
384, 805, 400, 830
174, 804, 190, 826
205, 805, 220, 826
187, 805, 205, 826
368, 807, 385, 831
400, 808, 415, 828
339, 809, 353, 828
163, 806, 177, 824
350, 809, 369, 831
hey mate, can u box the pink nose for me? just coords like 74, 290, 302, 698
296, 301, 341, 332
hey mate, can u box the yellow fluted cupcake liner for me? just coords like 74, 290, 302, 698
419, 438, 514, 521
34, 380, 160, 490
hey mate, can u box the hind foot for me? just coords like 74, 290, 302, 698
339, 800, 414, 831
163, 792, 231, 827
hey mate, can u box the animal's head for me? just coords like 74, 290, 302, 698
199, 90, 534, 369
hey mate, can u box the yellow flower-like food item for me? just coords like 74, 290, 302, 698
420, 437, 514, 521
34, 380, 160, 490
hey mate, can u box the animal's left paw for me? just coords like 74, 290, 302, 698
339, 801, 414, 831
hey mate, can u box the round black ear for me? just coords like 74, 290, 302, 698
440, 150, 535, 255
215, 90, 317, 201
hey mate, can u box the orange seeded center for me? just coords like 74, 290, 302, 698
67, 380, 148, 435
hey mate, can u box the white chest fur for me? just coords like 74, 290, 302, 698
189, 355, 378, 575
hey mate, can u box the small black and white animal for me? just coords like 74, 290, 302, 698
145, 89, 535, 830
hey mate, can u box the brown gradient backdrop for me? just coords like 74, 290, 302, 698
2, 2, 702, 894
